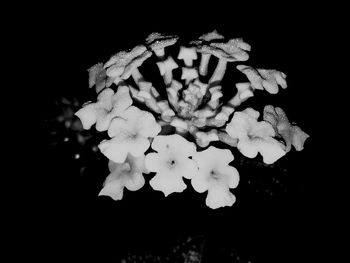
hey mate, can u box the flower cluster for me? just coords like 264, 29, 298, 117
75, 30, 310, 209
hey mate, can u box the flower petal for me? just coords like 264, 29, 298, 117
124, 172, 145, 191
112, 85, 133, 115
216, 165, 240, 189
149, 172, 187, 196
205, 185, 236, 209
97, 88, 114, 110
291, 126, 310, 151
257, 138, 286, 164
192, 146, 234, 168
95, 112, 114, 132
151, 134, 197, 157
191, 172, 209, 193
251, 121, 275, 138
145, 152, 163, 172
175, 157, 198, 179
137, 112, 161, 138
237, 139, 258, 159
243, 107, 260, 119
128, 137, 151, 158
98, 180, 124, 201
107, 117, 128, 138
128, 154, 149, 174
75, 103, 98, 129
98, 139, 129, 163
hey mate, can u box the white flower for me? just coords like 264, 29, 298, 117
145, 134, 198, 196
99, 153, 149, 201
191, 146, 239, 209
263, 105, 310, 152
75, 86, 132, 131
226, 108, 286, 164
98, 106, 161, 163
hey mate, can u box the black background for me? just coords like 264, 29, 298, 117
31, 4, 329, 263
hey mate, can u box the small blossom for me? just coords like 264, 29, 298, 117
263, 105, 310, 152
99, 153, 149, 201
226, 108, 286, 164
98, 106, 161, 163
191, 146, 239, 209
145, 134, 198, 196
75, 86, 132, 131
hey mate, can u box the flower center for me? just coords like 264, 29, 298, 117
127, 132, 138, 140
209, 170, 220, 180
166, 159, 177, 169
122, 162, 131, 172
247, 132, 260, 141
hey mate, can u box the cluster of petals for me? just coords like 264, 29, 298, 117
98, 106, 161, 163
263, 105, 310, 152
191, 146, 240, 209
225, 108, 286, 164
75, 86, 132, 131
145, 134, 198, 196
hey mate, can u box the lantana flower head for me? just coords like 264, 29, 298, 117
145, 134, 198, 196
191, 146, 239, 209
75, 85, 132, 131
225, 108, 286, 164
99, 153, 149, 200
98, 106, 161, 163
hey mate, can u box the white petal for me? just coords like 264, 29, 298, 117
151, 134, 197, 157
192, 146, 234, 169
291, 126, 310, 151
98, 139, 129, 163
107, 117, 128, 138
251, 121, 275, 138
145, 152, 163, 172
258, 138, 286, 164
225, 113, 249, 139
98, 181, 124, 201
149, 172, 187, 196
95, 112, 114, 132
205, 186, 236, 209
128, 137, 151, 157
128, 153, 149, 174
175, 157, 198, 179
216, 165, 240, 189
75, 103, 97, 129
124, 172, 145, 191
112, 85, 133, 115
243, 107, 260, 119
97, 88, 114, 110
137, 111, 161, 138
191, 172, 209, 193
238, 139, 259, 159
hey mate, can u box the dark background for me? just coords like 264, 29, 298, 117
33, 5, 327, 263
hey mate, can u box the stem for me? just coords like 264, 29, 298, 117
131, 68, 142, 84
164, 72, 173, 85
209, 59, 227, 84
199, 53, 211, 76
